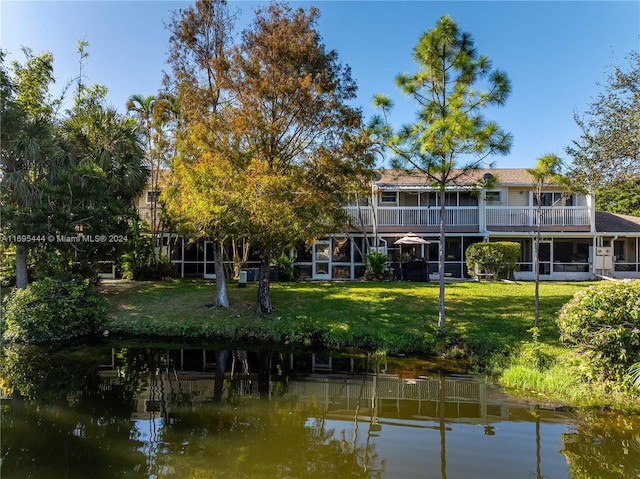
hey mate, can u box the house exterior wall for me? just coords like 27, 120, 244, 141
506, 188, 528, 207
135, 169, 640, 281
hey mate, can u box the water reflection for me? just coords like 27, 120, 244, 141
2, 343, 639, 478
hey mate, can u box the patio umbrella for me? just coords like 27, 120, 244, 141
394, 232, 431, 246
394, 233, 430, 280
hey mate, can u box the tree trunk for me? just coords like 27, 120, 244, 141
151, 165, 159, 266
438, 191, 447, 336
257, 351, 272, 399
534, 220, 541, 328
257, 258, 272, 315
213, 240, 229, 308
232, 238, 250, 279
213, 349, 229, 402
439, 372, 447, 478
15, 243, 28, 289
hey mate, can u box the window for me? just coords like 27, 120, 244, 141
294, 242, 313, 262
381, 191, 397, 203
485, 190, 502, 202
332, 237, 350, 262
614, 240, 625, 261
445, 238, 462, 261
458, 192, 479, 206
537, 192, 561, 206
536, 192, 573, 206
146, 190, 161, 203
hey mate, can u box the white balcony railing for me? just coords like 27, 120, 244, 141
346, 206, 479, 227
376, 206, 479, 227
346, 205, 591, 228
486, 206, 590, 227
345, 206, 373, 226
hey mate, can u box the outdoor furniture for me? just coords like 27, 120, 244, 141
394, 233, 430, 281
403, 260, 429, 282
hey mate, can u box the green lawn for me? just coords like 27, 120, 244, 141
103, 279, 590, 355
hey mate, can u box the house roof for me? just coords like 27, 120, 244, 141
374, 168, 537, 187
595, 212, 640, 233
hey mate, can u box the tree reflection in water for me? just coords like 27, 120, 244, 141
561, 411, 640, 479
1, 343, 639, 478
1, 344, 147, 478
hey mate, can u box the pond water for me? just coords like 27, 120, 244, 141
1, 342, 639, 479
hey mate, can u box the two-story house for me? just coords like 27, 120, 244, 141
141, 168, 640, 282
292, 169, 640, 281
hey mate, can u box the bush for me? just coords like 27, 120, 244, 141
465, 241, 520, 280
364, 250, 393, 281
271, 253, 295, 281
120, 243, 172, 280
1, 275, 107, 343
557, 281, 640, 380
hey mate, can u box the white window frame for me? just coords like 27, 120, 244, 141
380, 191, 397, 204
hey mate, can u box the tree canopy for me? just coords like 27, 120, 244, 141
162, 0, 240, 308
162, 2, 374, 314
595, 176, 640, 217
566, 51, 640, 190
0, 46, 148, 286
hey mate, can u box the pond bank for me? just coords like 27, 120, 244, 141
101, 279, 640, 413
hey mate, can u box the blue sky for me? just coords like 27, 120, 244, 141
2, 1, 638, 168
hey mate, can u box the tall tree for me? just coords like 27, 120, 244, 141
59, 84, 148, 279
566, 51, 640, 190
162, 0, 238, 308
1, 46, 147, 286
527, 154, 564, 328
0, 48, 65, 288
126, 94, 162, 259
595, 175, 640, 217
374, 15, 511, 335
229, 3, 371, 314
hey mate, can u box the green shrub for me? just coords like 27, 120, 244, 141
0, 243, 16, 286
465, 241, 520, 280
1, 275, 107, 343
271, 253, 295, 281
364, 250, 393, 281
120, 243, 172, 280
118, 220, 173, 280
557, 281, 640, 380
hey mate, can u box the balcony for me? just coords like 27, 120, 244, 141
486, 206, 590, 227
346, 206, 479, 227
346, 205, 590, 229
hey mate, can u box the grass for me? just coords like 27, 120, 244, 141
500, 344, 640, 413
102, 278, 640, 412
102, 278, 587, 355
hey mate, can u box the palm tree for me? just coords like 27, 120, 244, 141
127, 94, 161, 261
527, 154, 564, 328
629, 362, 640, 389
0, 50, 68, 288
62, 102, 148, 278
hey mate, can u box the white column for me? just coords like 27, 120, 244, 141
587, 190, 596, 234
478, 188, 487, 233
